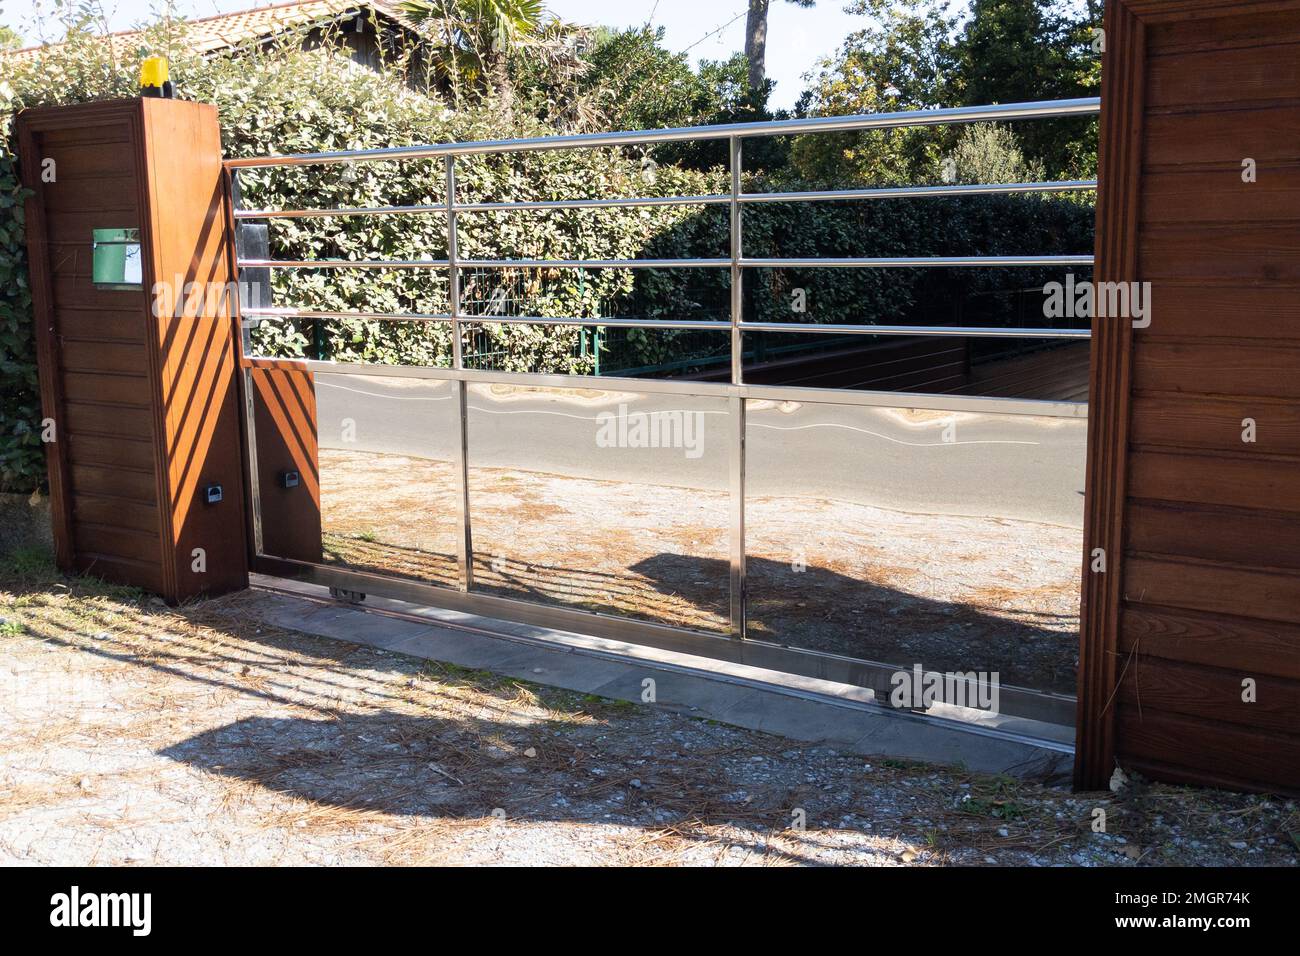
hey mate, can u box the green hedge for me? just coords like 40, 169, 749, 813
0, 26, 726, 490
0, 148, 36, 493
0, 23, 1093, 494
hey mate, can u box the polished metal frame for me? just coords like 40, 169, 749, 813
227, 97, 1098, 726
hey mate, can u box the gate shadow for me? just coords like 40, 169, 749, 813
629, 552, 1078, 696
308, 532, 1078, 694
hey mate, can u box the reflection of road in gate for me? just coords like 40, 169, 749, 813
313, 374, 1087, 527
305, 374, 1084, 696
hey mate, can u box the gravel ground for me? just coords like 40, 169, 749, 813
1, 550, 1296, 867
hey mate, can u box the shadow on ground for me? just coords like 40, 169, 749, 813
318, 531, 1077, 694
6, 553, 1289, 867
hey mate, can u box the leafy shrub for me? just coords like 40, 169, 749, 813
0, 148, 36, 493
0, 15, 1093, 494
0, 21, 725, 486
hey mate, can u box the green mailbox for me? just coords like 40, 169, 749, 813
92, 228, 143, 290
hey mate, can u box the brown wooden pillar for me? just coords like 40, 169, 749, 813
18, 98, 249, 602
1079, 0, 1300, 794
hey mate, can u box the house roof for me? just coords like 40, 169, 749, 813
6, 0, 424, 63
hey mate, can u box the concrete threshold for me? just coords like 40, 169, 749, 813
247, 574, 1075, 782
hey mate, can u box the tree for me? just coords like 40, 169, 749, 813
790, 58, 940, 186
827, 0, 961, 110
953, 0, 1100, 177
0, 25, 23, 51
399, 0, 580, 108
943, 122, 1044, 184
575, 29, 783, 170
577, 26, 714, 133
789, 0, 959, 186
791, 0, 1101, 182
744, 0, 815, 93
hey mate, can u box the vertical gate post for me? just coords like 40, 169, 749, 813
445, 154, 475, 592
728, 135, 747, 637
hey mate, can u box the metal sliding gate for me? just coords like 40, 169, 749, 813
226, 97, 1099, 726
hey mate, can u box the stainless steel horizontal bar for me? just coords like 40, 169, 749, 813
458, 315, 732, 331
244, 307, 452, 323
245, 311, 1083, 337
461, 258, 730, 269
739, 321, 1091, 339
235, 195, 733, 218
234, 182, 1098, 222
234, 204, 446, 219
225, 97, 1101, 168
740, 180, 1097, 204
458, 195, 731, 212
742, 255, 1094, 268
250, 557, 1078, 727
238, 258, 450, 269
240, 356, 1088, 418
240, 255, 1091, 271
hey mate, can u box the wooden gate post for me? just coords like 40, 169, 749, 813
1079, 0, 1300, 794
18, 98, 249, 603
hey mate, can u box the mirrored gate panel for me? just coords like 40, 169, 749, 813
253, 368, 464, 589
466, 384, 731, 630
744, 398, 1086, 696
232, 94, 1100, 724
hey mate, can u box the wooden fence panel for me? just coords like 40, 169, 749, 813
1078, 0, 1300, 794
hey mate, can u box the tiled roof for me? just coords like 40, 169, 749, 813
6, 0, 423, 62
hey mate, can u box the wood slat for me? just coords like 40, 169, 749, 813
67, 462, 158, 504
1129, 394, 1300, 456
41, 174, 139, 214
39, 141, 136, 180
47, 208, 143, 246
1120, 604, 1300, 681
62, 371, 153, 407
1134, 284, 1300, 340
1124, 555, 1300, 625
72, 553, 164, 595
39, 125, 131, 147
73, 524, 161, 565
62, 401, 155, 440
1148, 8, 1300, 56
1147, 44, 1300, 110
1139, 223, 1300, 282
1116, 656, 1300, 734
71, 493, 161, 536
1145, 104, 1300, 167
1128, 450, 1300, 514
56, 308, 148, 344
1141, 166, 1300, 224
1116, 706, 1300, 791
1132, 340, 1300, 399
1127, 499, 1300, 571
59, 340, 148, 375
51, 274, 147, 312
64, 432, 156, 472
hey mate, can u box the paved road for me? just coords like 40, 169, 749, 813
313, 372, 1086, 528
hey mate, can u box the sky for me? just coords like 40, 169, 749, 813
5, 0, 871, 110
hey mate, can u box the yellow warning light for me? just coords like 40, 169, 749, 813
139, 56, 170, 92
